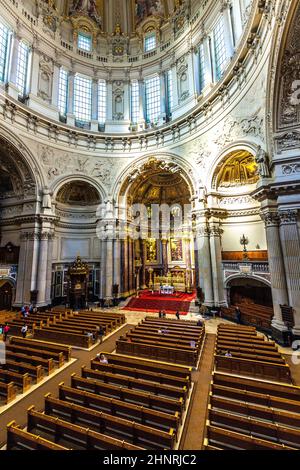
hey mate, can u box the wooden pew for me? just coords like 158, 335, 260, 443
44, 394, 176, 449
0, 380, 16, 404
101, 353, 192, 381
58, 384, 180, 431
208, 408, 300, 448
213, 373, 300, 401
210, 395, 300, 429
34, 327, 92, 348
205, 424, 296, 450
80, 366, 188, 401
6, 422, 69, 450
90, 359, 190, 389
27, 407, 144, 450
9, 337, 71, 362
6, 344, 65, 368
116, 338, 199, 367
5, 351, 55, 376
70, 374, 184, 414
214, 354, 292, 384
211, 384, 300, 414
0, 370, 31, 393
5, 359, 43, 383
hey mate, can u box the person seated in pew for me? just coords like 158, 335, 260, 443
225, 350, 232, 357
196, 318, 204, 327
97, 325, 105, 344
96, 353, 108, 364
190, 340, 196, 348
21, 323, 28, 339
235, 306, 242, 324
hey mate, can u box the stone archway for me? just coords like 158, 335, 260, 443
226, 276, 273, 307
0, 278, 15, 310
116, 156, 196, 297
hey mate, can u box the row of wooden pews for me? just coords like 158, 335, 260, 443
221, 304, 274, 332
203, 323, 299, 450
204, 372, 300, 450
0, 337, 71, 405
33, 310, 125, 348
215, 324, 292, 383
116, 316, 204, 367
6, 353, 192, 450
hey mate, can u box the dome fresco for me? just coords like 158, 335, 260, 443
0, 0, 254, 134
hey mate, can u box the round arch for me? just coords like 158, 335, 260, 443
0, 277, 16, 310
224, 274, 271, 289
0, 124, 45, 194
50, 174, 106, 203
207, 141, 261, 192
112, 153, 198, 204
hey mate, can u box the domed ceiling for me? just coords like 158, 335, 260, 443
56, 181, 101, 206
33, 0, 190, 36
130, 171, 191, 205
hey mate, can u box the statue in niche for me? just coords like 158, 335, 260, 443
255, 146, 271, 178
69, 0, 101, 26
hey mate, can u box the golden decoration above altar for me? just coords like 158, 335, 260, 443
68, 255, 89, 276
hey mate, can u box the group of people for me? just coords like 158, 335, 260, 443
83, 325, 105, 344
21, 304, 35, 318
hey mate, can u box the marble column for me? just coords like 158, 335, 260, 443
231, 0, 243, 43
105, 238, 114, 302
279, 210, 300, 335
66, 71, 75, 126
113, 237, 121, 297
184, 237, 192, 291
14, 225, 40, 306
263, 212, 289, 331
209, 221, 226, 306
51, 62, 60, 108
45, 231, 54, 306
36, 230, 52, 307
91, 78, 99, 131
161, 239, 168, 276
29, 47, 39, 96
221, 3, 234, 60
7, 33, 20, 99
141, 239, 147, 289
123, 237, 129, 296
171, 64, 179, 109
106, 80, 113, 121
128, 237, 134, 294
138, 77, 146, 128
194, 223, 214, 305
159, 72, 166, 124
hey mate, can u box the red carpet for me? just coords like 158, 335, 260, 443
123, 290, 196, 315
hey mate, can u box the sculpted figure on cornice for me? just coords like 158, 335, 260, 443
183, 138, 211, 170
38, 1, 60, 35
213, 115, 264, 148
37, 55, 54, 103
254, 146, 270, 178
38, 144, 123, 190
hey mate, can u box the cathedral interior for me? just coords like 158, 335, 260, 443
0, 0, 299, 455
